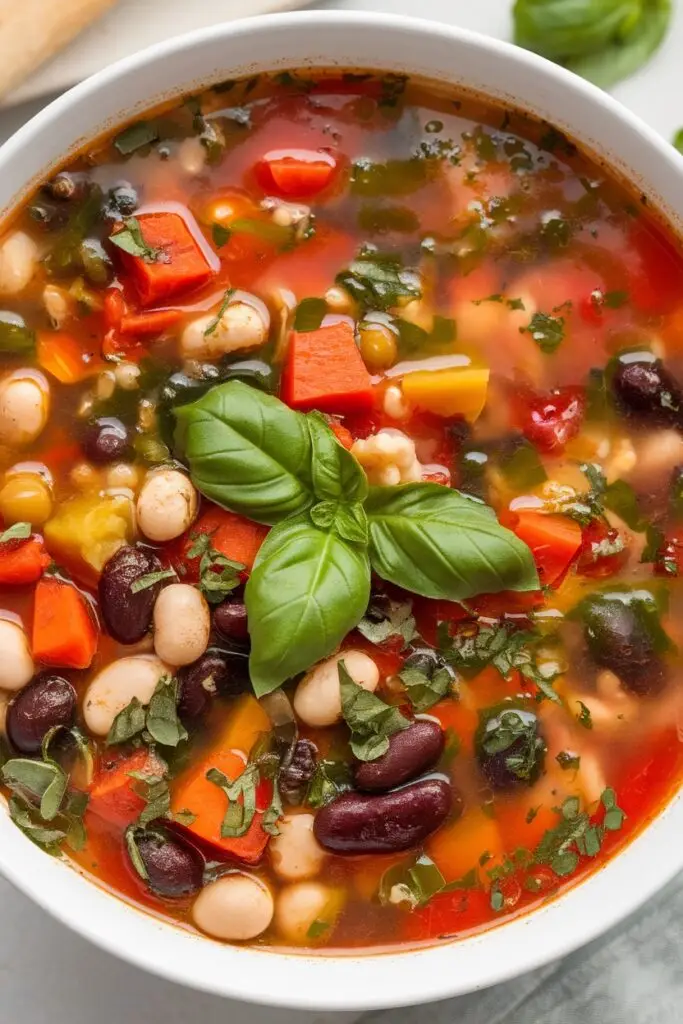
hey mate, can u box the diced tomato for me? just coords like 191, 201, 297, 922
0, 535, 50, 584
625, 221, 683, 315
281, 322, 373, 415
113, 211, 215, 307
33, 576, 98, 669
103, 287, 127, 331
255, 149, 337, 198
513, 385, 584, 453
508, 510, 583, 588
119, 308, 183, 336
577, 518, 629, 578
88, 749, 166, 829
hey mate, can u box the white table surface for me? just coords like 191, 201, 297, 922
2, 3, 683, 1023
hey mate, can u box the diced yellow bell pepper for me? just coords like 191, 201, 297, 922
401, 367, 490, 421
44, 493, 134, 575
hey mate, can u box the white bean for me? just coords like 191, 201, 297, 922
0, 619, 34, 691
180, 299, 269, 359
136, 469, 197, 542
153, 584, 210, 666
270, 813, 326, 882
83, 654, 168, 737
0, 373, 49, 446
192, 874, 274, 941
0, 231, 38, 295
293, 649, 379, 728
274, 881, 338, 944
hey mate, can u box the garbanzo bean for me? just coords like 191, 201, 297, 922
358, 322, 398, 372
0, 472, 52, 525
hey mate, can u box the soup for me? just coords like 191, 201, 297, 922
0, 69, 682, 952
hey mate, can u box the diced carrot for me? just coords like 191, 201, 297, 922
171, 695, 273, 864
509, 511, 583, 588
37, 331, 102, 384
281, 322, 373, 414
429, 698, 479, 755
33, 576, 98, 669
401, 367, 490, 422
119, 309, 183, 336
88, 749, 166, 829
256, 149, 337, 198
427, 807, 505, 882
114, 212, 215, 307
181, 507, 269, 574
103, 287, 127, 331
0, 536, 50, 584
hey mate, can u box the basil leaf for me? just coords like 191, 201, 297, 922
339, 661, 409, 761
2, 758, 68, 820
125, 825, 150, 880
379, 852, 447, 908
565, 2, 672, 88
175, 380, 315, 525
366, 483, 539, 600
294, 297, 327, 332
187, 531, 244, 604
109, 218, 166, 263
128, 771, 172, 828
399, 665, 453, 712
336, 256, 421, 311
306, 759, 352, 808
106, 696, 146, 746
130, 568, 177, 593
522, 310, 566, 353
246, 517, 371, 695
146, 676, 188, 748
8, 796, 66, 854
0, 521, 31, 543
212, 223, 231, 248
206, 765, 259, 838
357, 597, 419, 648
310, 501, 368, 545
306, 412, 367, 504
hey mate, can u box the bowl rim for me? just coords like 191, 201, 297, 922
1, 9, 683, 1010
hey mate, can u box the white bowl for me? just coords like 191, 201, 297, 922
1, 11, 682, 1011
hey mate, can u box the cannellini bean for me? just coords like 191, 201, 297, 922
324, 285, 354, 313
0, 373, 49, 446
42, 285, 71, 328
274, 881, 338, 944
177, 137, 207, 176
294, 649, 379, 728
180, 298, 269, 359
0, 620, 34, 691
136, 469, 197, 542
0, 231, 38, 295
270, 813, 326, 882
83, 654, 169, 736
192, 874, 274, 941
153, 584, 210, 667
352, 429, 422, 486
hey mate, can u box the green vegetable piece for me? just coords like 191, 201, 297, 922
43, 186, 103, 278
306, 759, 352, 808
0, 312, 35, 355
336, 255, 421, 311
206, 764, 259, 838
212, 223, 231, 248
365, 483, 539, 601
0, 521, 31, 543
114, 121, 160, 155
351, 158, 433, 198
294, 297, 327, 332
522, 310, 566, 354
80, 239, 113, 285
186, 532, 244, 604
339, 661, 409, 761
109, 217, 166, 264
174, 380, 315, 525
356, 598, 419, 648
106, 697, 147, 746
246, 517, 371, 696
307, 411, 367, 505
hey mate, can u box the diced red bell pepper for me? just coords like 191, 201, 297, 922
88, 749, 167, 829
513, 385, 584, 453
281, 322, 373, 414
0, 535, 50, 584
509, 510, 582, 588
255, 149, 337, 198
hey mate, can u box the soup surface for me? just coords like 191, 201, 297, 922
0, 70, 682, 953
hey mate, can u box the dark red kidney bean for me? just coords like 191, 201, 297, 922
81, 417, 132, 464
280, 738, 318, 805
210, 646, 252, 696
213, 599, 249, 643
131, 830, 203, 897
611, 358, 683, 428
354, 720, 444, 792
177, 652, 232, 719
313, 777, 456, 854
7, 675, 76, 754
99, 545, 165, 644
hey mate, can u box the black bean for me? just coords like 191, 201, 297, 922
209, 645, 252, 696
102, 183, 139, 222
7, 675, 76, 754
280, 739, 318, 804
354, 720, 444, 792
177, 653, 232, 719
213, 599, 249, 643
81, 417, 132, 464
475, 704, 546, 791
581, 595, 666, 696
43, 172, 86, 202
131, 830, 203, 897
611, 357, 683, 428
99, 545, 166, 645
313, 778, 455, 854
404, 646, 454, 680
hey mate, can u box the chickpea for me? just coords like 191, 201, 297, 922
105, 463, 140, 491
0, 231, 39, 295
136, 469, 197, 542
0, 373, 49, 446
0, 472, 52, 525
180, 299, 269, 359
0, 619, 34, 691
70, 462, 100, 491
83, 654, 168, 737
270, 813, 326, 882
274, 881, 339, 945
153, 584, 210, 667
359, 323, 398, 372
192, 874, 274, 941
324, 286, 354, 314
293, 649, 379, 728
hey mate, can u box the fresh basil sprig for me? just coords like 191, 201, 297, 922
340, 661, 410, 761
175, 381, 538, 696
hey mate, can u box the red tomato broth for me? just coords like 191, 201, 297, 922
0, 68, 681, 954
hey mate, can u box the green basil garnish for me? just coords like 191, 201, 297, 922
106, 676, 187, 748
186, 531, 244, 604
109, 218, 166, 264
339, 661, 409, 761
399, 665, 454, 713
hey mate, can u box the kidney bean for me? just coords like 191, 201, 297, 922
213, 599, 249, 644
580, 595, 666, 696
210, 645, 252, 697
611, 357, 683, 428
313, 777, 455, 854
7, 675, 76, 754
475, 704, 546, 791
178, 652, 232, 719
354, 720, 444, 792
99, 545, 166, 645
131, 829, 203, 897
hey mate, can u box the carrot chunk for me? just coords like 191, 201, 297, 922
114, 212, 215, 307
0, 536, 50, 584
119, 309, 183, 336
37, 331, 102, 384
181, 506, 269, 574
88, 749, 166, 829
171, 695, 273, 864
256, 149, 336, 198
33, 576, 98, 669
281, 322, 373, 414
510, 511, 582, 588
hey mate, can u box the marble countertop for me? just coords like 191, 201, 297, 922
1, 3, 682, 1022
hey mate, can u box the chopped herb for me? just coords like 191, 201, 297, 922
203, 288, 235, 337
490, 884, 505, 912
357, 597, 419, 648
601, 787, 626, 831
106, 676, 187, 748
307, 919, 331, 939
335, 254, 420, 312
109, 218, 167, 264
106, 696, 147, 746
522, 310, 566, 353
207, 739, 283, 838
399, 665, 454, 713
127, 770, 172, 828
576, 701, 593, 729
0, 521, 31, 543
114, 121, 159, 156
339, 661, 409, 761
481, 709, 545, 782
526, 806, 540, 824
187, 531, 244, 604
442, 623, 562, 703
212, 223, 231, 248
293, 297, 327, 332
130, 568, 177, 594
556, 751, 581, 773
306, 759, 352, 809
378, 852, 448, 909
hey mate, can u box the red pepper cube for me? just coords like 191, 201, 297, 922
115, 211, 215, 307
281, 322, 373, 415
